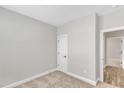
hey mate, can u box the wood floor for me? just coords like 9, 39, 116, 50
104, 66, 124, 87
15, 71, 117, 88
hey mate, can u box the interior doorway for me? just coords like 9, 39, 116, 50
100, 27, 124, 87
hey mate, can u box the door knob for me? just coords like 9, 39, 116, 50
64, 56, 66, 58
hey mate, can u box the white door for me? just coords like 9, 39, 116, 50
57, 35, 68, 72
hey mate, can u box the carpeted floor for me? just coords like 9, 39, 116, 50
15, 71, 117, 88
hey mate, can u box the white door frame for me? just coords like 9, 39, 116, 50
57, 34, 68, 72
100, 26, 124, 82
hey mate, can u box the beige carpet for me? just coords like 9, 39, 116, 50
15, 71, 117, 88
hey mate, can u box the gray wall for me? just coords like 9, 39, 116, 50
0, 7, 57, 86
58, 14, 99, 81
100, 8, 124, 30
106, 38, 121, 65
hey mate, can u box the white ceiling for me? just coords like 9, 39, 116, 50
1, 5, 124, 27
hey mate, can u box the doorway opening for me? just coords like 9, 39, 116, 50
100, 27, 124, 87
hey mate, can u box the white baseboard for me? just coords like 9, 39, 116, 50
64, 71, 97, 86
3, 68, 57, 88
3, 68, 98, 88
